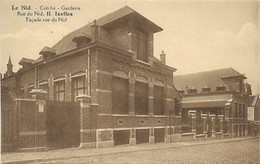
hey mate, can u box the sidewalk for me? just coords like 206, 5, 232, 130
1, 137, 259, 164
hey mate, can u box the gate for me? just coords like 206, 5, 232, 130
46, 101, 80, 150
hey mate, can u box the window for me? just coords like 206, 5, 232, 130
216, 86, 226, 91
202, 87, 211, 92
229, 107, 232, 117
235, 103, 238, 118
243, 104, 246, 118
188, 88, 197, 93
39, 83, 49, 99
54, 80, 65, 101
72, 76, 86, 102
135, 81, 148, 115
112, 77, 129, 114
137, 29, 147, 62
239, 103, 242, 118
153, 86, 164, 115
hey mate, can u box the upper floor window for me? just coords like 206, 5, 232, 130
202, 87, 211, 92
153, 86, 165, 115
72, 76, 86, 102
54, 80, 65, 101
216, 86, 226, 92
112, 77, 129, 114
188, 88, 197, 94
235, 103, 238, 118
137, 29, 147, 62
135, 81, 148, 115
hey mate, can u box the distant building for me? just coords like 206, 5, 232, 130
248, 94, 260, 135
174, 68, 252, 138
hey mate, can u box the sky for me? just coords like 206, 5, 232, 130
0, 0, 259, 94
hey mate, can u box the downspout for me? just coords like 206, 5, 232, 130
34, 66, 38, 89
87, 49, 91, 96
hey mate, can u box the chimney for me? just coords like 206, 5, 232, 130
160, 50, 166, 64
185, 85, 189, 94
91, 19, 99, 42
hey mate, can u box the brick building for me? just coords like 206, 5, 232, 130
1, 6, 182, 151
174, 68, 251, 139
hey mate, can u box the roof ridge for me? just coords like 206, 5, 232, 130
174, 67, 237, 77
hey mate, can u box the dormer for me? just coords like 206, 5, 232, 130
19, 58, 34, 68
202, 86, 211, 93
101, 6, 162, 63
188, 88, 197, 94
39, 46, 56, 60
72, 32, 91, 48
216, 86, 226, 92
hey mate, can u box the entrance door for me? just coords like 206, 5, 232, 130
46, 101, 80, 150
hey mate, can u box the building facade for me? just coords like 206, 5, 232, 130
174, 68, 251, 139
2, 6, 182, 150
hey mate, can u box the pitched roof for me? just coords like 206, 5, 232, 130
18, 58, 34, 65
32, 6, 162, 64
174, 68, 246, 92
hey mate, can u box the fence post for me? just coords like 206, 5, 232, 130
189, 111, 196, 139
77, 94, 97, 148
202, 114, 208, 138
210, 114, 216, 138
219, 115, 224, 138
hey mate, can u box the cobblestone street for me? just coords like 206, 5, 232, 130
34, 138, 259, 164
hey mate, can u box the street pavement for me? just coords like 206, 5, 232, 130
1, 137, 259, 164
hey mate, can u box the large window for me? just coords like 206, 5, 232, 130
54, 80, 65, 101
112, 77, 129, 114
135, 81, 148, 115
153, 86, 164, 115
137, 29, 147, 62
239, 103, 242, 118
72, 76, 86, 102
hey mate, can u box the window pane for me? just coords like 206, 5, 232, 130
154, 86, 164, 115
71, 76, 86, 102
135, 82, 148, 115
59, 92, 64, 101
59, 81, 64, 90
78, 77, 84, 88
137, 30, 147, 62
112, 77, 129, 114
